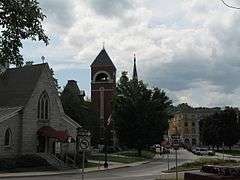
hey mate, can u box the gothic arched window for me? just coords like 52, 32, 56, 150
38, 91, 50, 120
4, 128, 12, 146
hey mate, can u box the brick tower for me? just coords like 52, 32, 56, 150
91, 48, 116, 143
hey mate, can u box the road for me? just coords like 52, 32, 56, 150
3, 149, 198, 180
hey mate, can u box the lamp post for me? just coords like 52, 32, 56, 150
104, 120, 108, 168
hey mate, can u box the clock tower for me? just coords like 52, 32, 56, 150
91, 48, 116, 142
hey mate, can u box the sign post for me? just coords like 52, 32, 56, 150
77, 128, 91, 180
171, 136, 180, 180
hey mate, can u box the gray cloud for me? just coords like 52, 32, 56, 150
23, 0, 240, 107
87, 0, 133, 17
39, 0, 76, 28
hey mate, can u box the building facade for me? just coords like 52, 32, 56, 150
168, 103, 220, 147
0, 63, 80, 158
91, 48, 116, 143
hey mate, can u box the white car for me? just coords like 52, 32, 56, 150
193, 147, 215, 156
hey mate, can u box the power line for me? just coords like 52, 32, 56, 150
220, 0, 240, 9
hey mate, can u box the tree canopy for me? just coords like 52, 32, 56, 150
60, 84, 99, 146
113, 72, 172, 155
0, 0, 49, 66
200, 107, 240, 149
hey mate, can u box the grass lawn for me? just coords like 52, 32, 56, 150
90, 150, 155, 164
165, 158, 240, 173
217, 149, 240, 156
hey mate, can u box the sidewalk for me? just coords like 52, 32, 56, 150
0, 160, 150, 179
157, 170, 200, 180
216, 152, 240, 159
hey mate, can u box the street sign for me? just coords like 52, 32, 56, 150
171, 136, 180, 150
80, 138, 90, 150
76, 128, 91, 180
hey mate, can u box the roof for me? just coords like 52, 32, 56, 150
0, 63, 48, 107
91, 49, 116, 70
0, 107, 22, 122
133, 54, 138, 80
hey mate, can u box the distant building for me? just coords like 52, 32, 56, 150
168, 103, 220, 147
0, 63, 80, 158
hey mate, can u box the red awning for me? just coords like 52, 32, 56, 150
37, 126, 71, 142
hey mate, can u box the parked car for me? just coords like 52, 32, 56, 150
192, 147, 215, 156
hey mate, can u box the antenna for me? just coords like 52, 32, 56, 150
41, 56, 45, 63
103, 42, 105, 49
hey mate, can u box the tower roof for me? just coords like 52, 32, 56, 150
91, 49, 116, 70
132, 54, 138, 81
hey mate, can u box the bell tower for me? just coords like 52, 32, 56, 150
91, 48, 116, 142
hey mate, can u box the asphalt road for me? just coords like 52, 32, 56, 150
4, 149, 198, 180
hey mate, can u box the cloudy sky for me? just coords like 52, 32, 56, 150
21, 0, 240, 107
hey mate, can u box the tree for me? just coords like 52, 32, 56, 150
60, 84, 99, 146
200, 107, 240, 149
113, 72, 172, 156
0, 0, 49, 66
220, 108, 240, 149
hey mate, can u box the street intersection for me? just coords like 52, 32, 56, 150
2, 149, 198, 180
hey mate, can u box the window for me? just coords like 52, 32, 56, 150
4, 128, 12, 146
192, 122, 195, 127
38, 91, 50, 120
184, 122, 188, 127
95, 73, 109, 82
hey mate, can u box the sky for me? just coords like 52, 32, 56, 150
21, 0, 240, 107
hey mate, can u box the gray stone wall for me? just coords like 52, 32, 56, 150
0, 113, 21, 158
21, 65, 78, 154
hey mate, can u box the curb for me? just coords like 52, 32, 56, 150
0, 160, 150, 179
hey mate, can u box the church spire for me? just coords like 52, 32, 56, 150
132, 54, 138, 81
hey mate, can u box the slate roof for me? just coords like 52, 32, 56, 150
0, 63, 47, 107
91, 49, 116, 70
0, 107, 22, 120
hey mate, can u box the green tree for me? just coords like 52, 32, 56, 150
60, 85, 99, 146
200, 107, 240, 149
221, 108, 240, 149
0, 0, 49, 66
200, 113, 222, 148
113, 72, 172, 156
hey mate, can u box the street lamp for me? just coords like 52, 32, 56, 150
104, 120, 109, 168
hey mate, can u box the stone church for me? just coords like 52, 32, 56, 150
0, 63, 80, 158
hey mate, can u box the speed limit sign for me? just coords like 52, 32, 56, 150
80, 138, 90, 150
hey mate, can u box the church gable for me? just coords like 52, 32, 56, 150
0, 64, 47, 108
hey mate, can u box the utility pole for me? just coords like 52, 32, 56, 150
167, 151, 170, 171
175, 148, 178, 180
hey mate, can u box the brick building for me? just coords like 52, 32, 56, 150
0, 63, 80, 158
91, 48, 116, 143
168, 103, 220, 147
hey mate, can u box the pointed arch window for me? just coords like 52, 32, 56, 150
38, 91, 50, 120
4, 128, 12, 146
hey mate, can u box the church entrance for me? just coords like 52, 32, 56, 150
38, 135, 46, 153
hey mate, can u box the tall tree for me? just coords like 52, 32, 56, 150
200, 107, 240, 149
60, 83, 99, 146
0, 0, 49, 66
113, 72, 172, 156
